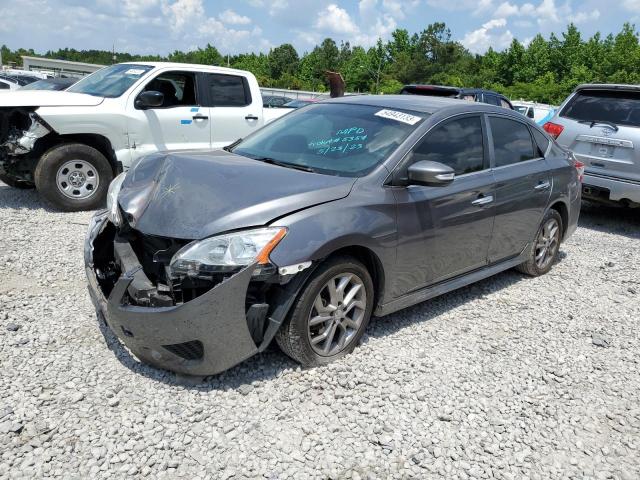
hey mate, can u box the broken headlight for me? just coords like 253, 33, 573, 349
169, 227, 287, 278
106, 172, 126, 226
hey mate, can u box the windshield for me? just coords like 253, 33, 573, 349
21, 80, 69, 91
233, 102, 426, 177
67, 64, 154, 98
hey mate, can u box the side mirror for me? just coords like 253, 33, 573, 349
407, 160, 455, 187
135, 91, 164, 109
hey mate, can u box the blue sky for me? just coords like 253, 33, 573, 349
1, 0, 639, 56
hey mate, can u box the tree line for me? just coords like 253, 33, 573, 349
2, 22, 640, 105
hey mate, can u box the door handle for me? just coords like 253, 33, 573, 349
245, 115, 259, 120
471, 195, 494, 206
192, 114, 209, 121
534, 181, 551, 191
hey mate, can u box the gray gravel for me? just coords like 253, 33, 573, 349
1, 182, 639, 480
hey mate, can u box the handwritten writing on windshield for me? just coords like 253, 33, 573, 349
308, 127, 367, 156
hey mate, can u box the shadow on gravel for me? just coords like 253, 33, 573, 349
0, 183, 58, 212
578, 201, 640, 239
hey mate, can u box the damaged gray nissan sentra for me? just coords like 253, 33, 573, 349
85, 95, 582, 376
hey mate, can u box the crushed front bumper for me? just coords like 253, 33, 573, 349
84, 212, 260, 376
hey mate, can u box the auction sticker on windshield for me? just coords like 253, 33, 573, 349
374, 109, 422, 125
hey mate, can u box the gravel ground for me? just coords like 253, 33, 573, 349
0, 182, 639, 480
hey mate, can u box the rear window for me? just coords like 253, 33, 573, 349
400, 86, 459, 97
560, 89, 640, 128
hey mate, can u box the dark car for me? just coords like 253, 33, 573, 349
401, 85, 514, 109
85, 95, 581, 376
20, 77, 77, 91
263, 95, 294, 108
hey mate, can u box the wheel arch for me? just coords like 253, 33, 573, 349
548, 200, 569, 239
321, 245, 386, 310
35, 133, 120, 175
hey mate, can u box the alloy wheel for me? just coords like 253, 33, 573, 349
307, 273, 367, 356
535, 217, 560, 270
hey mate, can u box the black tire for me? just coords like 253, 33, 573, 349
0, 173, 34, 189
34, 143, 113, 212
276, 255, 374, 367
516, 209, 563, 276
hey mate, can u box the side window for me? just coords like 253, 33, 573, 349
205, 73, 251, 107
527, 108, 535, 119
531, 128, 550, 155
462, 94, 475, 102
500, 98, 513, 109
142, 71, 197, 108
490, 116, 536, 167
484, 94, 500, 106
410, 116, 485, 176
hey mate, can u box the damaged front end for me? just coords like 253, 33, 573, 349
0, 108, 51, 184
84, 212, 311, 376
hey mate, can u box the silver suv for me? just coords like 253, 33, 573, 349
544, 84, 640, 207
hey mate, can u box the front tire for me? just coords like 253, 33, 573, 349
276, 256, 374, 367
34, 143, 113, 211
516, 209, 563, 276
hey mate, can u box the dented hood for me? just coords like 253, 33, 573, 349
118, 150, 356, 239
0, 90, 104, 107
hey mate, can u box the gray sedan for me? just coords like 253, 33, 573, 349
85, 95, 582, 376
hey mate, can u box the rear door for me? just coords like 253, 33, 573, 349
200, 72, 261, 148
392, 114, 496, 294
487, 115, 551, 263
556, 88, 640, 182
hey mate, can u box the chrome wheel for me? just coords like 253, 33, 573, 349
535, 217, 560, 269
56, 160, 99, 199
307, 273, 367, 356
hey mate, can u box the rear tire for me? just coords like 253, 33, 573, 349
34, 143, 113, 212
276, 256, 374, 367
0, 173, 34, 189
516, 209, 563, 276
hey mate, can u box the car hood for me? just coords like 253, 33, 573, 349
0, 90, 104, 107
118, 150, 356, 239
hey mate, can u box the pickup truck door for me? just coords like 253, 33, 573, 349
127, 70, 211, 159
200, 72, 261, 148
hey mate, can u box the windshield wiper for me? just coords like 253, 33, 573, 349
223, 138, 243, 152
255, 157, 316, 173
578, 120, 619, 132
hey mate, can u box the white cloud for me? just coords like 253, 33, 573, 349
219, 9, 251, 25
494, 1, 519, 17
492, 0, 569, 24
622, 0, 640, 9
461, 17, 513, 53
569, 10, 600, 24
162, 0, 204, 32
316, 4, 359, 34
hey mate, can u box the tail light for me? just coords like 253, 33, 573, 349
543, 121, 564, 139
573, 158, 585, 182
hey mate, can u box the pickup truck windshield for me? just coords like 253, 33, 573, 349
233, 103, 426, 177
67, 64, 154, 98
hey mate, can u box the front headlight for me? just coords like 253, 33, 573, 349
169, 227, 287, 277
106, 172, 126, 226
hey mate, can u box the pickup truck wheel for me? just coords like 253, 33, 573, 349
276, 256, 374, 367
516, 209, 563, 277
0, 173, 34, 189
34, 143, 113, 211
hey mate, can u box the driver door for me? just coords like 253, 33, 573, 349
392, 114, 496, 296
126, 70, 211, 159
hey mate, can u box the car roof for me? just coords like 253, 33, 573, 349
574, 83, 640, 92
118, 61, 252, 76
324, 94, 515, 116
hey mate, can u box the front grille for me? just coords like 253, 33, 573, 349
162, 340, 204, 361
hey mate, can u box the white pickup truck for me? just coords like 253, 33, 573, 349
0, 62, 290, 210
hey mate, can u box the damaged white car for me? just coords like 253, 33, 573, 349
0, 62, 290, 211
